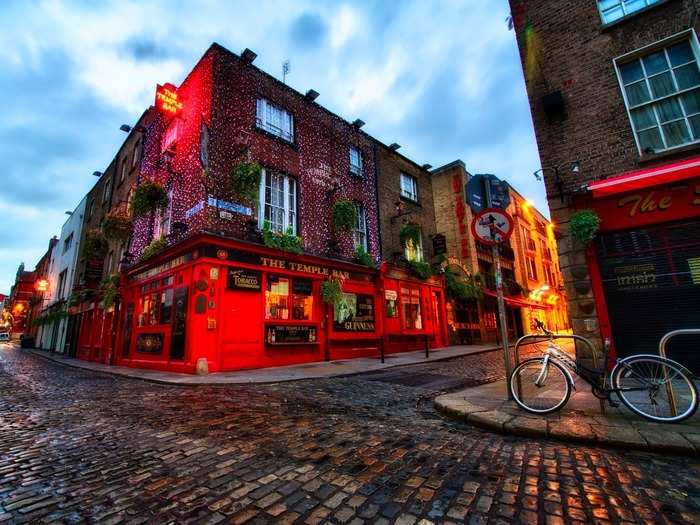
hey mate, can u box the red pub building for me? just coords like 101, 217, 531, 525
114, 43, 447, 373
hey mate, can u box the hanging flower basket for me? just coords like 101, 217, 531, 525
229, 162, 262, 205
407, 260, 433, 280
321, 280, 343, 304
569, 209, 601, 246
138, 236, 167, 263
129, 181, 169, 218
399, 222, 421, 247
81, 230, 108, 260
332, 200, 357, 233
101, 211, 134, 241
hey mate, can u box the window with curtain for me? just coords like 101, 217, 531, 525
259, 169, 297, 234
349, 146, 363, 177
617, 38, 700, 154
598, 0, 662, 25
256, 98, 294, 142
352, 203, 367, 251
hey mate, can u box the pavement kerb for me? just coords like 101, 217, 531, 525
22, 344, 503, 386
434, 392, 700, 456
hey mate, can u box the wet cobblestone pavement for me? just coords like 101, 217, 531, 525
1, 344, 699, 524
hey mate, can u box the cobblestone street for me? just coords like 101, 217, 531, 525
1, 344, 699, 524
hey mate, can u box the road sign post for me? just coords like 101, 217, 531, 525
471, 178, 514, 399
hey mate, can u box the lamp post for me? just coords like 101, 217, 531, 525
533, 161, 580, 203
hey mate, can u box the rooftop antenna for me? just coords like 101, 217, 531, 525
282, 60, 290, 84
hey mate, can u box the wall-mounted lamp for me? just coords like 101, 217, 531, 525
389, 143, 401, 151
352, 119, 365, 129
92, 171, 103, 177
305, 89, 319, 101
241, 48, 257, 64
533, 161, 580, 202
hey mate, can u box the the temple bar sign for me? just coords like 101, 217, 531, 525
155, 83, 183, 116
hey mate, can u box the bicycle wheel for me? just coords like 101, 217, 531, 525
611, 355, 698, 423
509, 358, 571, 414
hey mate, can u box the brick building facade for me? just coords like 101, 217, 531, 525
510, 0, 700, 370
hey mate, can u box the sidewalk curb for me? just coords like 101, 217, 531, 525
23, 345, 502, 387
434, 393, 700, 456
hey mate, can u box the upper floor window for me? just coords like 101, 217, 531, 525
256, 98, 294, 142
102, 177, 112, 204
132, 138, 141, 168
352, 203, 367, 251
63, 233, 73, 254
259, 169, 297, 234
617, 37, 700, 154
400, 172, 418, 202
526, 257, 538, 281
154, 188, 174, 240
598, 0, 663, 25
349, 146, 363, 177
120, 159, 128, 183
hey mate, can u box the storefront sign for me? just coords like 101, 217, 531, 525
260, 257, 350, 280
227, 268, 262, 291
432, 234, 447, 256
136, 333, 164, 354
155, 83, 183, 116
334, 293, 376, 332
266, 324, 317, 344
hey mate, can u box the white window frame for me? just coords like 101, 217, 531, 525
400, 172, 418, 202
258, 168, 297, 235
404, 227, 424, 262
349, 146, 363, 177
352, 203, 368, 251
256, 98, 294, 143
614, 29, 700, 156
597, 0, 663, 25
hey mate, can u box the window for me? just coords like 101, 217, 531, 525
526, 257, 538, 281
137, 277, 175, 327
540, 239, 552, 260
401, 287, 422, 330
352, 203, 367, 251
119, 159, 128, 183
598, 0, 662, 25
57, 270, 67, 300
259, 170, 297, 234
63, 233, 73, 254
404, 227, 424, 262
400, 172, 418, 201
102, 177, 112, 204
87, 199, 94, 218
617, 38, 700, 154
265, 276, 313, 321
522, 227, 536, 252
543, 264, 555, 287
256, 98, 294, 142
132, 138, 141, 168
334, 293, 375, 332
349, 146, 363, 177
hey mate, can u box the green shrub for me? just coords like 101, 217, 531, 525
332, 200, 357, 232
129, 181, 169, 218
321, 280, 343, 304
444, 269, 483, 301
100, 273, 121, 308
229, 162, 262, 205
353, 246, 375, 268
261, 221, 304, 254
81, 230, 108, 260
569, 209, 601, 245
408, 260, 432, 280
138, 236, 167, 263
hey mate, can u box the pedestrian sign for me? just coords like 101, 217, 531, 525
471, 208, 514, 245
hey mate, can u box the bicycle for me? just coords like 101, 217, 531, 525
509, 320, 698, 423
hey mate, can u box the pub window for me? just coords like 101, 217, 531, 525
265, 276, 313, 321
259, 169, 297, 234
352, 203, 368, 251
137, 277, 175, 327
598, 0, 662, 25
526, 257, 538, 281
334, 293, 375, 332
256, 98, 294, 142
401, 287, 422, 330
616, 36, 700, 154
349, 146, 363, 177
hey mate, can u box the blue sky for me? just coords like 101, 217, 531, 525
0, 0, 543, 293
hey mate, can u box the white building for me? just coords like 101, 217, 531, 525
37, 198, 86, 352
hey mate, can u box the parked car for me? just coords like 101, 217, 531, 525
0, 332, 10, 342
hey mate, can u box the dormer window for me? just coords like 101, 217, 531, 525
256, 98, 294, 142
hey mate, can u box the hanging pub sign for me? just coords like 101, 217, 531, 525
432, 234, 447, 256
155, 83, 183, 116
226, 268, 262, 291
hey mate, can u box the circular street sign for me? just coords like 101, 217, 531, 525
471, 208, 514, 245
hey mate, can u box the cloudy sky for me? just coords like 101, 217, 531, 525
0, 0, 543, 293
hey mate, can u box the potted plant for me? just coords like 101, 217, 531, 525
138, 236, 167, 263
81, 230, 108, 260
229, 161, 262, 205
353, 246, 375, 268
261, 221, 303, 254
101, 211, 134, 241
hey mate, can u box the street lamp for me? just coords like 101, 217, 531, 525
533, 161, 580, 202
120, 124, 147, 133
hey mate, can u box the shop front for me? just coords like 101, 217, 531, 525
116, 235, 447, 374
586, 157, 700, 373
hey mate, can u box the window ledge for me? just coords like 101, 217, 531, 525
600, 0, 672, 32
638, 141, 700, 164
399, 195, 421, 206
253, 125, 298, 149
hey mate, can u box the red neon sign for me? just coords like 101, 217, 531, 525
155, 83, 183, 116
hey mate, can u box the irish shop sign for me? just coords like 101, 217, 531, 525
155, 83, 183, 116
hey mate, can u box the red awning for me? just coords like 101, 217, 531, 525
482, 290, 550, 310
588, 154, 700, 198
